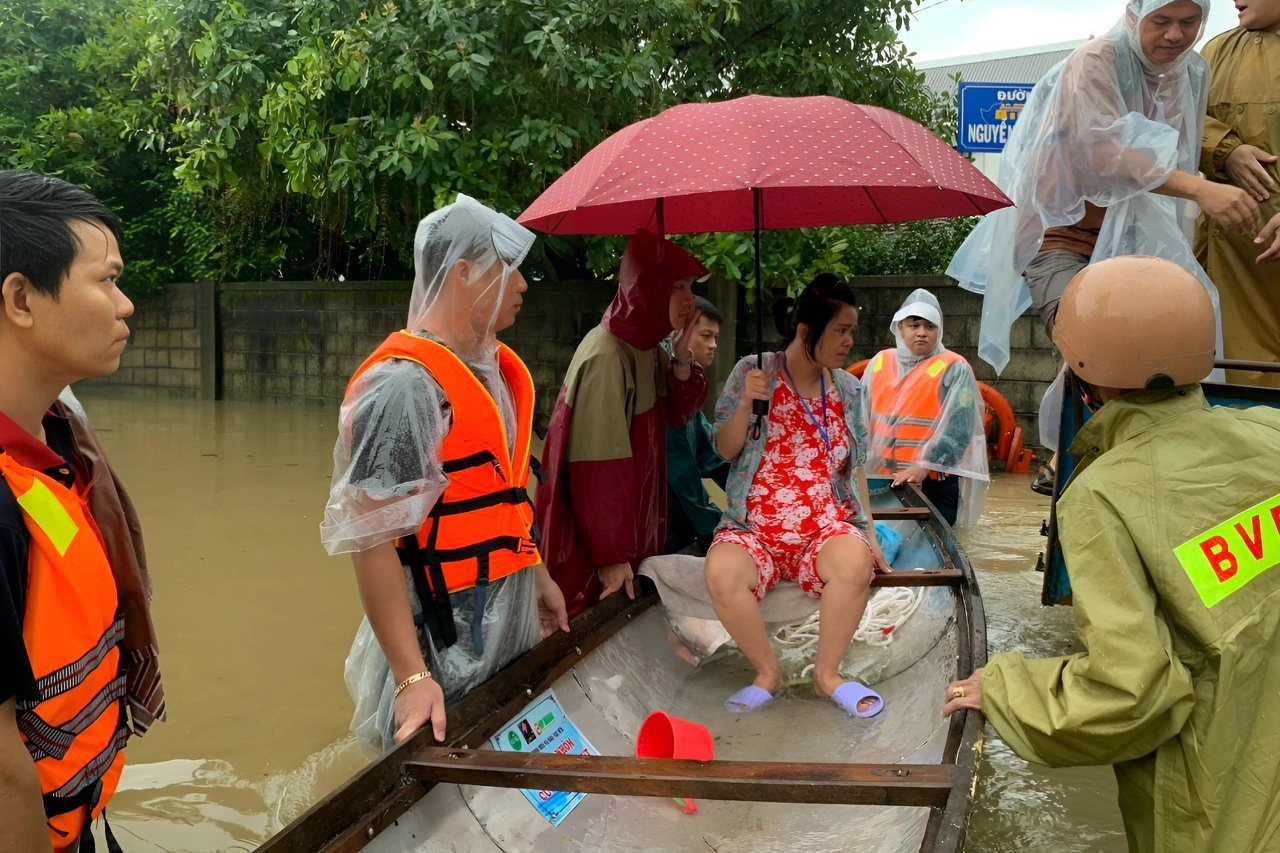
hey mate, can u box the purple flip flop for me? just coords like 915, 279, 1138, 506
724, 684, 782, 713
831, 681, 884, 718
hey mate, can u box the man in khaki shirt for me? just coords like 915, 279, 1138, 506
1197, 1, 1280, 387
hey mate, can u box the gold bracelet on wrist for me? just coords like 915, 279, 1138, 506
394, 670, 433, 698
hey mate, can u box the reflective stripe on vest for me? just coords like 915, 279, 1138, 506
867, 350, 963, 473
0, 452, 127, 844
345, 333, 541, 647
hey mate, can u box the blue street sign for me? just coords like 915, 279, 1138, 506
957, 82, 1035, 154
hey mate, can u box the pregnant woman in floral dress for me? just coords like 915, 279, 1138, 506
706, 274, 890, 718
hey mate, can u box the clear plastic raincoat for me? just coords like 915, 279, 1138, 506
861, 290, 989, 527
947, 0, 1224, 380
320, 195, 543, 752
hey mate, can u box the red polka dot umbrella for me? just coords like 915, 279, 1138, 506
518, 94, 1010, 235
518, 93, 1011, 429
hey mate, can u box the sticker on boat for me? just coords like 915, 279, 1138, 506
489, 688, 599, 826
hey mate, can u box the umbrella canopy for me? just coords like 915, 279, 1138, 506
518, 94, 1011, 235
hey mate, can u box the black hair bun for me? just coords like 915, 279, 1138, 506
808, 272, 844, 293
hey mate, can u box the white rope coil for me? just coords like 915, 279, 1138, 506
771, 579, 925, 681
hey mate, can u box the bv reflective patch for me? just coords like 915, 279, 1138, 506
1173, 492, 1280, 608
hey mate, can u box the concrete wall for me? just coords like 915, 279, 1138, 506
83, 276, 1054, 443
219, 282, 408, 406
89, 279, 614, 420
90, 283, 207, 398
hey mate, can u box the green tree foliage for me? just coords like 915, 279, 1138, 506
1, 0, 968, 291
0, 0, 220, 296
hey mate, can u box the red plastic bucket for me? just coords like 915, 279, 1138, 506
635, 711, 714, 762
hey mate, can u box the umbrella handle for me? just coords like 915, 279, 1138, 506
750, 399, 769, 439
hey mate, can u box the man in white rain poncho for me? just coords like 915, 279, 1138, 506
321, 196, 569, 753
947, 0, 1262, 494
860, 289, 988, 528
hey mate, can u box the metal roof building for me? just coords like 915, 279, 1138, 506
915, 40, 1085, 97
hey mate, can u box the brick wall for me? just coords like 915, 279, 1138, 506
179, 279, 612, 418
219, 282, 408, 405
84, 276, 1056, 443
89, 283, 205, 397
500, 280, 615, 415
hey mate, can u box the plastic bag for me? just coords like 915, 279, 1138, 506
874, 522, 902, 566
345, 567, 540, 753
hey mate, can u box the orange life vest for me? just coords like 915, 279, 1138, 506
0, 452, 127, 852
346, 331, 540, 649
866, 349, 963, 476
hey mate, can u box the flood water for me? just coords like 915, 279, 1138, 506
73, 390, 1125, 852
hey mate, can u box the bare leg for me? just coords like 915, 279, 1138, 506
812, 534, 876, 713
705, 542, 781, 693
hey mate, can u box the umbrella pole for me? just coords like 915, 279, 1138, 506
750, 188, 767, 439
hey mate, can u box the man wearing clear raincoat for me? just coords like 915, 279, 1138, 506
947, 0, 1262, 489
321, 196, 569, 753
859, 289, 988, 528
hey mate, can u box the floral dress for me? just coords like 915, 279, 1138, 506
712, 376, 865, 600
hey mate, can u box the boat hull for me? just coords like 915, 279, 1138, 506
258, 484, 985, 853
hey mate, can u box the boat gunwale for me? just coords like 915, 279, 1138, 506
257, 494, 987, 853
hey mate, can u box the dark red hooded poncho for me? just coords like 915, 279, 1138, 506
537, 231, 709, 618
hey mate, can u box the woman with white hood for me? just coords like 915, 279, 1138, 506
860, 289, 988, 527
947, 0, 1260, 495
320, 195, 569, 753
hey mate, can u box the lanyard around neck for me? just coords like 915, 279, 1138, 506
780, 354, 831, 451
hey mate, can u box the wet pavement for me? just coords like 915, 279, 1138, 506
73, 391, 1125, 852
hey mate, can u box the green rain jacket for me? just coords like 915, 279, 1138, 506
981, 386, 1280, 853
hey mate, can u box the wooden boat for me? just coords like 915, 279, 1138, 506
259, 484, 987, 853
1040, 359, 1280, 604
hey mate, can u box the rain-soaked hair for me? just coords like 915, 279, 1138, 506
0, 170, 123, 298
772, 273, 858, 362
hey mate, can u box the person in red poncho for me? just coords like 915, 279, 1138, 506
538, 230, 711, 619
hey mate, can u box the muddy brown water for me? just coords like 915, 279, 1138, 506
71, 391, 1125, 852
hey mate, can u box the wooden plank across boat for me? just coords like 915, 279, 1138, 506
259, 484, 987, 852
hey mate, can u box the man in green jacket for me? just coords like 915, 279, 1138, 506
664, 296, 729, 555
943, 255, 1280, 853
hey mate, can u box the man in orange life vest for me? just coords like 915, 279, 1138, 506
860, 288, 988, 528
322, 195, 569, 752
0, 171, 163, 852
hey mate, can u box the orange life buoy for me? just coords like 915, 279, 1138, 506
978, 381, 1017, 463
